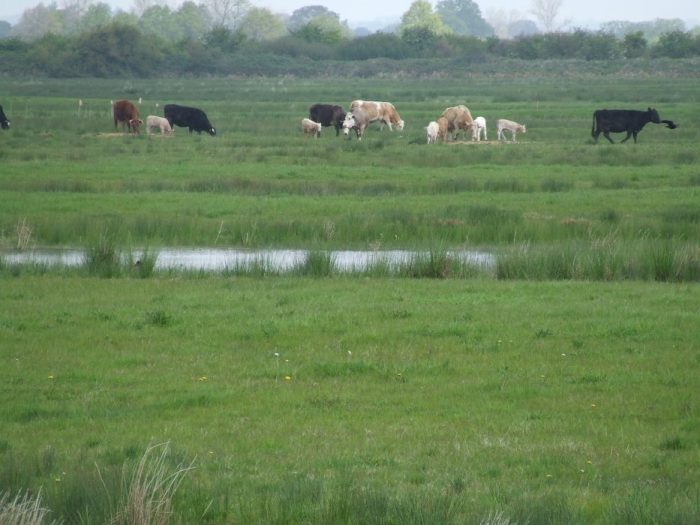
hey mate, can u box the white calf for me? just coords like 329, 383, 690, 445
146, 115, 173, 135
426, 121, 439, 144
301, 118, 322, 138
497, 119, 526, 142
472, 116, 487, 142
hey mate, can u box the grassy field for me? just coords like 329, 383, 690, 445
1, 68, 699, 523
2, 277, 699, 523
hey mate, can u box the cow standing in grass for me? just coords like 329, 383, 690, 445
441, 105, 474, 141
591, 107, 676, 144
342, 109, 370, 140
350, 100, 404, 132
497, 119, 526, 142
309, 104, 346, 136
113, 100, 142, 134
164, 104, 216, 135
301, 118, 322, 138
0, 105, 10, 130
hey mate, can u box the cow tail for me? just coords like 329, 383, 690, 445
591, 111, 596, 137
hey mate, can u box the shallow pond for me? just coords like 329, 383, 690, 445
3, 247, 495, 272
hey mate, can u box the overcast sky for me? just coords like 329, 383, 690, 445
1, 0, 698, 26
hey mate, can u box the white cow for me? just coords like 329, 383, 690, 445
350, 100, 404, 131
472, 116, 487, 142
426, 121, 439, 144
301, 118, 322, 138
146, 115, 173, 135
497, 119, 526, 142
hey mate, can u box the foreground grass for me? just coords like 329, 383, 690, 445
1, 275, 698, 523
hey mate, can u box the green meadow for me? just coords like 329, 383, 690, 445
1, 68, 699, 523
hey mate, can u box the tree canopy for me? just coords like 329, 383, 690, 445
436, 0, 494, 38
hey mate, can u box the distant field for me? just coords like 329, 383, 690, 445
0, 75, 698, 254
1, 71, 699, 524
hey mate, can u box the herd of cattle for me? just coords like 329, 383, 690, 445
0, 101, 677, 144
302, 101, 676, 144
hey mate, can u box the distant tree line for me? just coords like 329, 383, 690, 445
0, 0, 699, 77
1, 23, 699, 77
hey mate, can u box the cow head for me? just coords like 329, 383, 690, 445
208, 127, 216, 136
342, 114, 356, 137
396, 119, 405, 131
648, 108, 661, 124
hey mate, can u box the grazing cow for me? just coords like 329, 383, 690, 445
146, 115, 173, 135
342, 109, 370, 140
426, 121, 439, 144
309, 104, 346, 136
301, 118, 322, 138
497, 119, 526, 142
441, 105, 474, 141
350, 100, 404, 131
0, 105, 10, 130
164, 104, 216, 135
591, 107, 674, 144
113, 99, 142, 134
472, 116, 487, 142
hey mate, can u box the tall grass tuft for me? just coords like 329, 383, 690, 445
0, 488, 55, 525
85, 230, 121, 278
293, 251, 336, 277
126, 247, 159, 278
110, 442, 193, 525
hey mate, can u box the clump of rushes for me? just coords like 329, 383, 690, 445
85, 229, 121, 278
293, 251, 336, 277
0, 489, 54, 525
111, 442, 193, 525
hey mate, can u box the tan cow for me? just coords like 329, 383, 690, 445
350, 100, 404, 131
441, 105, 474, 141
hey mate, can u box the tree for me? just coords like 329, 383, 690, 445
294, 14, 350, 44
653, 30, 694, 58
11, 3, 64, 40
508, 19, 539, 38
400, 0, 448, 36
205, 0, 250, 29
238, 7, 286, 41
530, 0, 563, 32
140, 5, 179, 39
436, 0, 493, 38
0, 21, 12, 38
80, 3, 112, 32
174, 1, 212, 40
622, 31, 646, 58
288, 6, 340, 32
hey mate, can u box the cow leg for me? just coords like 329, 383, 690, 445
592, 130, 601, 143
603, 131, 615, 144
620, 131, 632, 143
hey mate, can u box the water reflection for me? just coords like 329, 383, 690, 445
3, 247, 494, 272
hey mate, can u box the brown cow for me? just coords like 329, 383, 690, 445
113, 99, 142, 134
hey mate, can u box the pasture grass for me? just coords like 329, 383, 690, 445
1, 69, 699, 522
0, 275, 699, 523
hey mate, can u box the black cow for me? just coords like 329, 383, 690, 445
0, 105, 10, 130
591, 107, 675, 144
164, 104, 216, 136
309, 104, 346, 136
